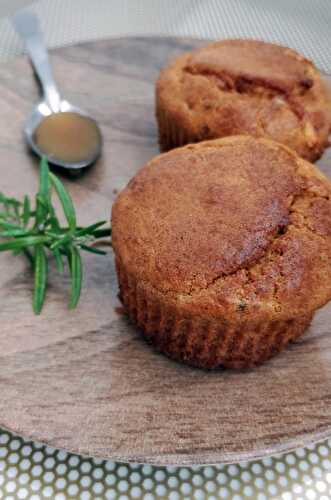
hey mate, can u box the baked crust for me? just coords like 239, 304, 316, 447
156, 39, 331, 161
112, 136, 331, 368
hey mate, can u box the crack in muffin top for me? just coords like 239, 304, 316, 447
184, 39, 315, 96
112, 136, 331, 299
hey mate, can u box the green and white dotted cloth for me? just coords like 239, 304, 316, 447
0, 1, 331, 499
0, 430, 330, 499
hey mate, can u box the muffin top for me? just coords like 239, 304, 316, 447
185, 39, 314, 95
156, 39, 331, 160
112, 136, 331, 319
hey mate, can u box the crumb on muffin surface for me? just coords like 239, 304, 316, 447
112, 136, 331, 368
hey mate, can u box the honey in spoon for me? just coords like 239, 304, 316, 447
33, 112, 101, 165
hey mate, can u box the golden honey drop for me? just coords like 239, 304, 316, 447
33, 112, 100, 164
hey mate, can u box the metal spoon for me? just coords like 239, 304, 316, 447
13, 10, 102, 170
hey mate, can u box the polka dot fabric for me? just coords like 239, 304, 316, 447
0, 431, 330, 499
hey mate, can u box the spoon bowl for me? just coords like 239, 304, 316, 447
13, 9, 102, 170
25, 100, 102, 170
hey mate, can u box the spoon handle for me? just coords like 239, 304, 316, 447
13, 10, 61, 112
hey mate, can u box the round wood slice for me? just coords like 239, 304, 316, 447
0, 37, 330, 466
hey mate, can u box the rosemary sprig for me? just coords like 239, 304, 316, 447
0, 158, 111, 314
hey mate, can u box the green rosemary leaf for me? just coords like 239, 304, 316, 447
92, 227, 112, 239
80, 244, 107, 255
1, 196, 21, 208
68, 246, 82, 309
0, 235, 49, 251
23, 195, 31, 227
42, 160, 61, 232
76, 221, 107, 237
48, 203, 61, 232
35, 193, 47, 226
50, 233, 72, 251
0, 229, 32, 237
0, 220, 22, 231
52, 248, 64, 273
33, 244, 48, 314
45, 230, 62, 238
39, 157, 50, 201
50, 173, 76, 231
35, 158, 51, 225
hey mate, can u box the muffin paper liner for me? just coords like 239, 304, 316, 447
116, 258, 313, 369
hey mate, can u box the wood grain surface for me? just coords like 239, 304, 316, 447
0, 37, 330, 466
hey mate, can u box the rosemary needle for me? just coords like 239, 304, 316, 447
0, 158, 111, 314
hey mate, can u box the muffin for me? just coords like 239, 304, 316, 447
156, 39, 331, 161
112, 136, 331, 369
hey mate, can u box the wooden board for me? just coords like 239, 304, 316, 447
0, 37, 330, 466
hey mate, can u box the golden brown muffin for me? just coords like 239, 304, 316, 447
156, 39, 331, 161
112, 136, 331, 369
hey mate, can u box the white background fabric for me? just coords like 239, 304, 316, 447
0, 0, 331, 72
